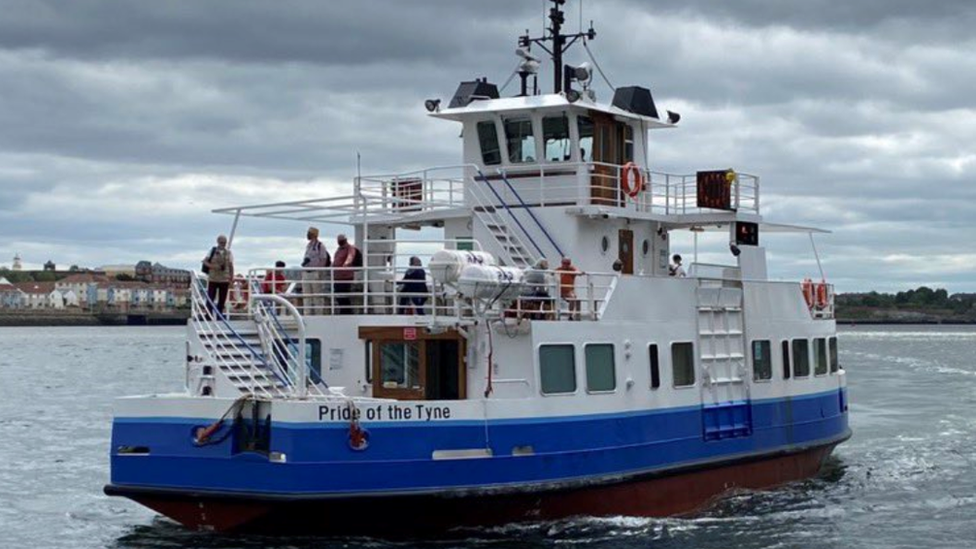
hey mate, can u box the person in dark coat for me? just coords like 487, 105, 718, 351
398, 256, 429, 315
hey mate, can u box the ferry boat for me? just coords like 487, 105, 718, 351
105, 1, 850, 536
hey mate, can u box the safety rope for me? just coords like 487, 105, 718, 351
194, 395, 252, 446
483, 320, 495, 398
582, 38, 615, 91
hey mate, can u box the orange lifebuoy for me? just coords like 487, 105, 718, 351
801, 278, 815, 309
815, 281, 829, 310
621, 162, 643, 198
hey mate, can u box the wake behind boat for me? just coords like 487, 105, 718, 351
104, 1, 849, 536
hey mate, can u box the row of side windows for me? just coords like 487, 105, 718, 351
539, 342, 695, 395
752, 337, 839, 381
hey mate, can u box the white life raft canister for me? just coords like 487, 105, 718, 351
429, 250, 496, 285
457, 264, 524, 302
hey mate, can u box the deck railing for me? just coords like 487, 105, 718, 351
354, 162, 760, 220
234, 265, 617, 322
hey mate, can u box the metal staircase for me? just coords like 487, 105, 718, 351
468, 170, 539, 268
696, 281, 752, 440
190, 279, 324, 398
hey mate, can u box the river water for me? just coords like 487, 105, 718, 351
1, 325, 974, 548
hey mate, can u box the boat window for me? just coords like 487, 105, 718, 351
577, 115, 593, 162
585, 344, 616, 392
792, 339, 810, 377
378, 341, 422, 390
752, 340, 772, 381
829, 336, 839, 373
539, 344, 576, 394
781, 340, 791, 379
672, 342, 695, 387
543, 115, 571, 162
364, 340, 373, 382
306, 338, 322, 383
649, 344, 660, 389
814, 338, 828, 375
477, 121, 502, 166
622, 124, 634, 163
504, 118, 536, 163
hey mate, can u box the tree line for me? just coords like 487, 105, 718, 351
837, 286, 976, 315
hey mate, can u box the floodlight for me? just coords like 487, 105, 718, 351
424, 98, 441, 112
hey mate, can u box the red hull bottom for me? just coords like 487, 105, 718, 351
113, 443, 840, 536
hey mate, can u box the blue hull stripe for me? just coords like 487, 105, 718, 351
111, 389, 848, 495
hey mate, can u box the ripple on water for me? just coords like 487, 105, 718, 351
3, 326, 976, 548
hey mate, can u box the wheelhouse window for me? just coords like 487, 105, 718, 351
543, 115, 571, 162
752, 340, 772, 381
378, 341, 421, 390
649, 344, 660, 389
585, 344, 616, 392
477, 121, 501, 166
672, 342, 695, 387
829, 336, 839, 373
792, 339, 811, 377
814, 338, 828, 375
540, 344, 576, 394
781, 340, 791, 379
577, 115, 593, 162
622, 124, 635, 163
504, 118, 536, 163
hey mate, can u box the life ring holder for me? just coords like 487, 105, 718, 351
815, 281, 829, 310
620, 162, 643, 199
801, 278, 815, 309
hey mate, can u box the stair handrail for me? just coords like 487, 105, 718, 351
191, 278, 288, 393
249, 294, 309, 398
495, 168, 565, 258
248, 281, 327, 395
472, 168, 545, 260
247, 279, 299, 388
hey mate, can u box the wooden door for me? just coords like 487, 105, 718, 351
360, 327, 466, 401
618, 229, 634, 275
590, 112, 620, 206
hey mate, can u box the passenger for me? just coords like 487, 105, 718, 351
397, 256, 429, 315
332, 234, 360, 315
202, 234, 234, 317
232, 274, 249, 311
521, 258, 551, 319
554, 257, 583, 320
669, 254, 687, 278
262, 261, 287, 294
302, 227, 331, 315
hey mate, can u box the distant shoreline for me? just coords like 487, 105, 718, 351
837, 319, 976, 325
0, 310, 189, 327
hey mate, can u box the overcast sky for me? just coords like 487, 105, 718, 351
1, 0, 973, 292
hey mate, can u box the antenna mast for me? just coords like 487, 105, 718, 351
519, 0, 596, 94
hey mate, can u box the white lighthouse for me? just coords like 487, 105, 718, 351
12, 253, 22, 271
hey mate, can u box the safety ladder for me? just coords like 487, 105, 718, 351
696, 281, 752, 441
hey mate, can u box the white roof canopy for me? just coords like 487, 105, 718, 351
431, 93, 675, 128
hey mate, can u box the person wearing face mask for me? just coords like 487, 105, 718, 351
301, 227, 331, 315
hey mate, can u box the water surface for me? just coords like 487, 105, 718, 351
1, 325, 974, 548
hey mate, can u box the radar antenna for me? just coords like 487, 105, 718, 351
518, 0, 596, 94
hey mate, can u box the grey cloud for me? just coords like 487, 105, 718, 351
0, 0, 973, 291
